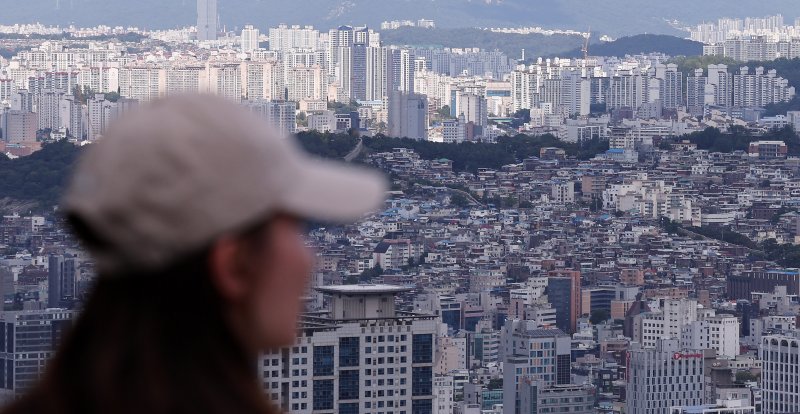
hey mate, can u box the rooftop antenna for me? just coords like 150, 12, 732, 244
582, 27, 591, 62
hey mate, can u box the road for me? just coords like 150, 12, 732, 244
343, 138, 363, 162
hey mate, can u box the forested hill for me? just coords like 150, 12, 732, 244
381, 27, 582, 60
0, 132, 609, 212
560, 35, 704, 58
0, 140, 82, 211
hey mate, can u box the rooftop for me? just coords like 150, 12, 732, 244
316, 284, 412, 295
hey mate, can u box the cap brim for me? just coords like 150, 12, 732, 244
280, 157, 388, 223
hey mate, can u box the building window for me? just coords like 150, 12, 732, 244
412, 334, 433, 364
340, 337, 360, 367
340, 402, 359, 414
339, 370, 360, 400
312, 379, 334, 410
412, 399, 433, 414
313, 346, 334, 376
412, 366, 433, 396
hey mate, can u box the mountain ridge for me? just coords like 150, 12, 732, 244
0, 0, 798, 37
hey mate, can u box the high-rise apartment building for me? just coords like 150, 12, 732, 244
268, 25, 319, 53
241, 25, 260, 53
260, 285, 438, 414
455, 92, 488, 134
207, 63, 243, 102
244, 100, 297, 136
86, 94, 137, 141
655, 63, 683, 110
388, 91, 427, 140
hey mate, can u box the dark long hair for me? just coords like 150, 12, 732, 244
3, 247, 277, 414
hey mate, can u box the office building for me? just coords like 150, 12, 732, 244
1, 110, 37, 143
47, 255, 76, 308
670, 399, 756, 414
518, 383, 596, 414
546, 271, 581, 334
748, 141, 788, 159
627, 339, 705, 414
680, 313, 740, 358
728, 268, 800, 299
0, 309, 75, 403
260, 284, 438, 414
307, 110, 336, 133
501, 321, 571, 414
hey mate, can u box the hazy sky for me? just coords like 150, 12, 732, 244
1, 0, 799, 36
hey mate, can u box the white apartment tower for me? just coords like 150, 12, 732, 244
268, 25, 320, 53
241, 25, 261, 53
760, 333, 800, 414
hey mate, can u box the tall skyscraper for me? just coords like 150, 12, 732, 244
48, 255, 76, 308
196, 0, 218, 41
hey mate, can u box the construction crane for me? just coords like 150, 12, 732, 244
581, 27, 591, 61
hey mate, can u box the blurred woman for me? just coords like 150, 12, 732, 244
4, 95, 386, 414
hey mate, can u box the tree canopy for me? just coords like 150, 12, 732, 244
0, 140, 83, 210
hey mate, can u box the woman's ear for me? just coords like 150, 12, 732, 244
209, 237, 251, 302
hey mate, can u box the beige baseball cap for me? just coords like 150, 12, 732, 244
63, 95, 387, 274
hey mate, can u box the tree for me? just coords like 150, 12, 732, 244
359, 265, 384, 283
105, 91, 121, 102
296, 111, 308, 127
436, 105, 451, 118
590, 309, 610, 325
513, 109, 531, 124
487, 378, 503, 390
735, 371, 758, 383
450, 192, 470, 208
